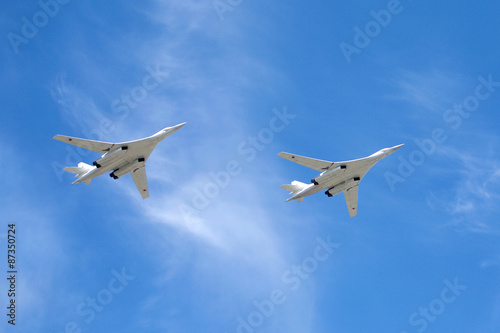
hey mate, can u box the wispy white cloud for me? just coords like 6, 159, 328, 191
50, 73, 109, 135
479, 256, 500, 269
0, 141, 79, 332
384, 69, 465, 114
426, 142, 500, 232
47, 1, 321, 331
474, 289, 500, 333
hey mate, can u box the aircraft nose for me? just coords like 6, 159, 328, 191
391, 144, 404, 151
385, 144, 404, 155
163, 122, 187, 133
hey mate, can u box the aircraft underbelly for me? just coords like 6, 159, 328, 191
78, 155, 137, 183
104, 145, 150, 169
322, 170, 357, 187
301, 184, 323, 197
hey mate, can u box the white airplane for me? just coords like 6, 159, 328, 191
278, 144, 403, 217
54, 123, 186, 199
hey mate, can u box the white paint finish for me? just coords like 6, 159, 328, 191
54, 123, 186, 199
278, 144, 403, 217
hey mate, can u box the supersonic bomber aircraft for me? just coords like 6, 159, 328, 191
54, 123, 186, 199
278, 144, 403, 217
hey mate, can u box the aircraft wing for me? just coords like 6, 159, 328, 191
130, 165, 149, 199
278, 152, 334, 172
343, 185, 359, 217
53, 135, 114, 153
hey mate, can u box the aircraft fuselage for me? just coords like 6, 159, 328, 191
286, 145, 403, 202
55, 123, 186, 199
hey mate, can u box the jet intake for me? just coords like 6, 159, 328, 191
93, 146, 128, 168
109, 159, 145, 179
312, 165, 346, 185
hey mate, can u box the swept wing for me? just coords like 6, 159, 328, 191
130, 166, 149, 199
277, 152, 334, 171
53, 135, 114, 153
343, 185, 359, 217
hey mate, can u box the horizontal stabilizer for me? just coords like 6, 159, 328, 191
280, 180, 308, 194
63, 167, 80, 174
63, 162, 93, 177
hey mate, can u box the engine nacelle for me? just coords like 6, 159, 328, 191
312, 165, 346, 185
109, 158, 145, 179
325, 177, 360, 197
93, 146, 128, 168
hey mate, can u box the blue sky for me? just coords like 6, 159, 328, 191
1, 0, 500, 332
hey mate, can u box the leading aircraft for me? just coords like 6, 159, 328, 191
54, 123, 186, 199
278, 144, 403, 217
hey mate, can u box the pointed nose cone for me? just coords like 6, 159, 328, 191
390, 144, 404, 152
163, 122, 186, 133
372, 144, 404, 159
384, 144, 404, 156
160, 122, 187, 136
155, 122, 186, 141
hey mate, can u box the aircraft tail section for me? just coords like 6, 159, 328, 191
64, 162, 94, 185
280, 180, 308, 193
280, 180, 308, 202
64, 162, 93, 176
